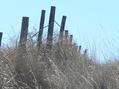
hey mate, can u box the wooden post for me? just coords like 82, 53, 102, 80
79, 45, 82, 53
84, 49, 88, 55
47, 6, 56, 48
64, 30, 68, 44
69, 35, 73, 43
60, 16, 67, 33
0, 32, 3, 47
59, 16, 67, 41
37, 10, 46, 47
19, 17, 29, 48
65, 30, 68, 39
15, 17, 36, 89
73, 43, 78, 51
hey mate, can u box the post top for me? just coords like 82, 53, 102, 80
51, 6, 56, 8
65, 30, 68, 33
42, 10, 46, 12
0, 32, 3, 34
22, 17, 29, 19
63, 16, 67, 18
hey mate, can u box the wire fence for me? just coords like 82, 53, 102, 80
0, 6, 87, 66
0, 20, 64, 58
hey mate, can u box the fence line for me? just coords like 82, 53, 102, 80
0, 25, 49, 60
0, 6, 88, 60
0, 6, 88, 89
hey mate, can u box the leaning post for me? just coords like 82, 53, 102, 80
37, 10, 46, 48
47, 6, 56, 48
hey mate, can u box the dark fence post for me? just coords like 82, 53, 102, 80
84, 49, 88, 55
69, 35, 73, 44
79, 45, 82, 53
64, 30, 68, 44
15, 17, 36, 89
37, 10, 46, 47
73, 43, 78, 51
0, 32, 3, 47
59, 16, 67, 41
19, 17, 29, 48
65, 30, 68, 39
47, 6, 56, 48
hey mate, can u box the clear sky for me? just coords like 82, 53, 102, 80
0, 0, 119, 62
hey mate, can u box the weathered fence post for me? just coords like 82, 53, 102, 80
84, 49, 88, 55
37, 10, 46, 47
19, 17, 29, 48
47, 6, 56, 48
15, 17, 36, 89
73, 43, 78, 51
0, 32, 3, 47
69, 35, 73, 44
65, 30, 68, 39
59, 16, 67, 41
79, 45, 82, 53
64, 30, 68, 44
65, 30, 68, 37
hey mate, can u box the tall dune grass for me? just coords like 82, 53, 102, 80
0, 34, 119, 89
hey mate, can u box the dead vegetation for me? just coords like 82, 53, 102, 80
0, 35, 119, 89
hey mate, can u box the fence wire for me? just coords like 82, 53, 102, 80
54, 20, 61, 28
0, 24, 49, 61
0, 20, 62, 62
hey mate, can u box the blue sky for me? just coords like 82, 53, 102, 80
0, 0, 119, 62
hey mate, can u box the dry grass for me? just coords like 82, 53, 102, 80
0, 35, 119, 89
